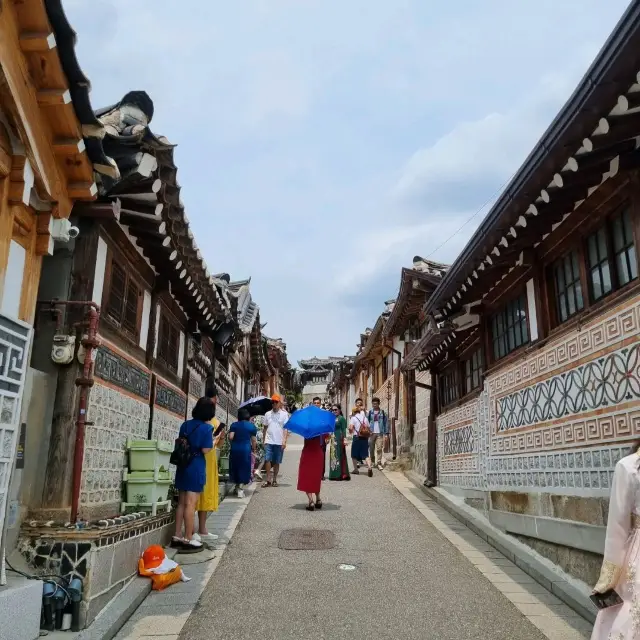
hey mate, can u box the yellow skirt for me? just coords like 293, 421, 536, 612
197, 448, 219, 512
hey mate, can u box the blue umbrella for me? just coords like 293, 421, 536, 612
285, 406, 335, 439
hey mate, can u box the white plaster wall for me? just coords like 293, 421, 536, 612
139, 290, 152, 349
91, 237, 108, 305
1, 240, 25, 319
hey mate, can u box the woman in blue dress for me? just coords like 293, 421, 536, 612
172, 397, 214, 551
229, 408, 257, 498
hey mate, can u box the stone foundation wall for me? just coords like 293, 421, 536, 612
18, 513, 173, 628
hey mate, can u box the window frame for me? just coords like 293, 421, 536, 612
102, 250, 144, 343
157, 307, 182, 374
490, 291, 530, 362
551, 248, 585, 324
463, 346, 484, 395
546, 202, 639, 329
439, 363, 460, 408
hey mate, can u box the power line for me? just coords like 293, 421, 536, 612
424, 171, 517, 260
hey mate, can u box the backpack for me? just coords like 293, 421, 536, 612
170, 422, 201, 469
356, 415, 371, 439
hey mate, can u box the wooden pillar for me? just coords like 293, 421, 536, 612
426, 370, 439, 487
41, 221, 99, 512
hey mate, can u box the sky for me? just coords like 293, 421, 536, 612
64, 0, 631, 364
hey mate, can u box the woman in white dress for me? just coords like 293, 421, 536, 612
591, 444, 640, 639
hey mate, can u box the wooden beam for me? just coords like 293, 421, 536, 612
0, 2, 71, 216
36, 88, 71, 106
67, 181, 97, 198
19, 31, 56, 52
53, 138, 86, 155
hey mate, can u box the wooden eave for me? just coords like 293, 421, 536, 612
0, 0, 105, 217
382, 268, 441, 339
94, 122, 232, 335
425, 0, 640, 320
418, 326, 480, 372
401, 321, 455, 372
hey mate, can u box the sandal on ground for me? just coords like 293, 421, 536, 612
272, 480, 279, 487
352, 469, 360, 475
261, 481, 272, 488
315, 499, 323, 509
368, 468, 373, 477
306, 503, 315, 511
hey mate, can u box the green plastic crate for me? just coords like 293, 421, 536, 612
127, 439, 172, 472
124, 470, 171, 504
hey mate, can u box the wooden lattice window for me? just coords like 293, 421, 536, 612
612, 207, 638, 287
105, 257, 142, 340
491, 293, 529, 361
440, 365, 459, 407
157, 311, 181, 373
553, 250, 584, 323
463, 347, 484, 394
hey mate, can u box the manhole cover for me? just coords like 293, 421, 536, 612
278, 528, 336, 550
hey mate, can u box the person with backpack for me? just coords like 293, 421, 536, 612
349, 399, 373, 477
171, 397, 215, 552
367, 397, 389, 470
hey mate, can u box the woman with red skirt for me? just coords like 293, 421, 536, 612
297, 435, 325, 511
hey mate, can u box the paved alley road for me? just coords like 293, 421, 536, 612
177, 435, 590, 640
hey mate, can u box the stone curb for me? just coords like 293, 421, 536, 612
404, 470, 596, 624
73, 480, 243, 640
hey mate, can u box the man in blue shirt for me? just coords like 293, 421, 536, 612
368, 397, 389, 470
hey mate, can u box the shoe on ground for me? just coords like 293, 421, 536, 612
377, 464, 383, 471
192, 532, 201, 543
254, 471, 263, 480
368, 468, 373, 477
177, 538, 203, 554
237, 489, 245, 499
200, 532, 219, 542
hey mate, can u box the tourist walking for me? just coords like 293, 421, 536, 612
228, 408, 258, 498
368, 397, 389, 470
195, 419, 225, 543
349, 400, 373, 477
590, 441, 640, 639
172, 397, 215, 551
250, 406, 266, 481
297, 435, 325, 510
329, 405, 350, 481
262, 394, 289, 487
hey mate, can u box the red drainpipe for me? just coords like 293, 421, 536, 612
40, 300, 101, 523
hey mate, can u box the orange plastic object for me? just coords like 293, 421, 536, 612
142, 545, 165, 569
138, 553, 183, 591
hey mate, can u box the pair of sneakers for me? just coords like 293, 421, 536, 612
171, 536, 203, 552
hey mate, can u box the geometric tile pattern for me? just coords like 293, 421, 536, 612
83, 383, 149, 506
488, 299, 640, 397
0, 314, 31, 553
435, 296, 640, 495
496, 343, 639, 431
443, 423, 474, 456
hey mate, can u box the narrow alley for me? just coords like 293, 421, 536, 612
116, 437, 593, 640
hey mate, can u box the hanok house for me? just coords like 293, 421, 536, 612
10, 90, 236, 628
326, 356, 355, 415
380, 257, 447, 465
265, 337, 292, 399
299, 356, 342, 404
0, 0, 113, 618
403, 0, 640, 598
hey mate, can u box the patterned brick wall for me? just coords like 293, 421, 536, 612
435, 294, 640, 497
82, 382, 149, 513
